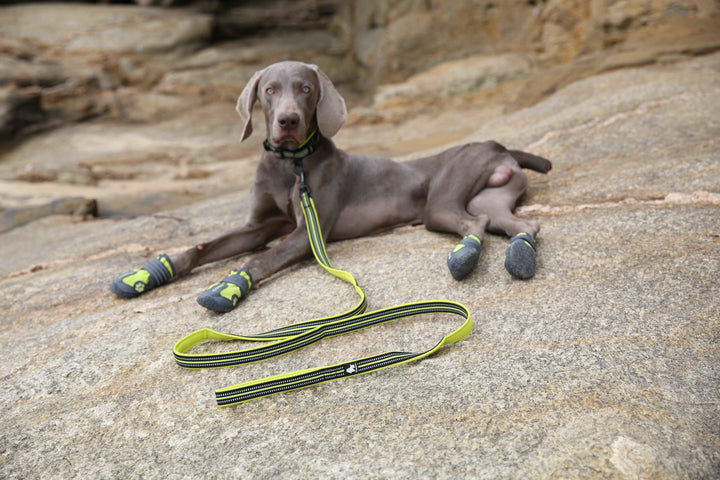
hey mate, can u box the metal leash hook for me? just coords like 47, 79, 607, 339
292, 158, 310, 194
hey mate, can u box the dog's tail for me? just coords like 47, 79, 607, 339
509, 150, 552, 174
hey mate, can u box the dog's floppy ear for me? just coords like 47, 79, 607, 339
236, 67, 266, 142
309, 64, 347, 138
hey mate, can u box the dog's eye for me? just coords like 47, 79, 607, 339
301, 85, 311, 94
265, 87, 275, 95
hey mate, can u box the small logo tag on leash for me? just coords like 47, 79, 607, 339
344, 363, 358, 375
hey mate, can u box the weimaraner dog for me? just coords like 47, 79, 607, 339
111, 61, 551, 312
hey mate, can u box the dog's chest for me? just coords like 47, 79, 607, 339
274, 171, 303, 220
252, 157, 302, 220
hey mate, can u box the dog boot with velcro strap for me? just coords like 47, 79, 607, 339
197, 268, 252, 313
110, 254, 175, 298
504, 233, 537, 279
447, 234, 482, 280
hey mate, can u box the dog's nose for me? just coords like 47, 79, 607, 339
278, 112, 300, 131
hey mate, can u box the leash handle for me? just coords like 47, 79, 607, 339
173, 162, 473, 407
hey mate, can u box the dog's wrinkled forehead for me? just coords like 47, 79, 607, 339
258, 61, 319, 93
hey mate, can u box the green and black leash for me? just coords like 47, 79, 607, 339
173, 158, 473, 407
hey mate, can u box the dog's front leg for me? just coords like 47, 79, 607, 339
196, 226, 313, 313
244, 227, 314, 281
109, 216, 289, 300
173, 216, 291, 275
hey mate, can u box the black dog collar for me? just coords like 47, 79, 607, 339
263, 129, 321, 160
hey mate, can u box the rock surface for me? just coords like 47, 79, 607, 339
1, 1, 718, 221
341, 0, 720, 82
1, 3, 719, 479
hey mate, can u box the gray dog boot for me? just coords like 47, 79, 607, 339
504, 233, 537, 279
447, 234, 482, 280
197, 268, 252, 313
111, 254, 175, 298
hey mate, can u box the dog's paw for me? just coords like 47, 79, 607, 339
447, 234, 482, 280
504, 233, 537, 279
197, 268, 252, 313
110, 253, 175, 298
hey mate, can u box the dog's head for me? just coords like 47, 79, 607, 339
236, 61, 347, 150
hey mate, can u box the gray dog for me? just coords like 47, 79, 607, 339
111, 61, 551, 312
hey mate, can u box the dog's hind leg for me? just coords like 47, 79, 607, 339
467, 171, 541, 279
423, 202, 490, 280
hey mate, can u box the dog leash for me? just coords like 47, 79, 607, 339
173, 158, 473, 407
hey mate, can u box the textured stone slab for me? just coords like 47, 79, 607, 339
464, 54, 720, 206
0, 4, 212, 54
1, 55, 719, 479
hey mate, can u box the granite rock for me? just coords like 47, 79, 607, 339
0, 4, 213, 140
1, 52, 719, 479
341, 0, 720, 82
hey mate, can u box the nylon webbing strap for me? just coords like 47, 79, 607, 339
174, 188, 472, 407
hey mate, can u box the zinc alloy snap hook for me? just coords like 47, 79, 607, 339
292, 158, 310, 194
